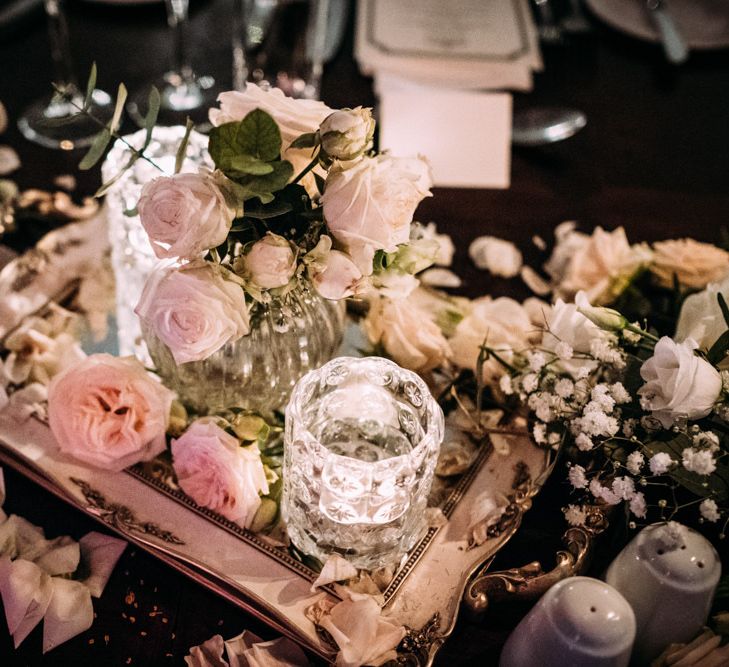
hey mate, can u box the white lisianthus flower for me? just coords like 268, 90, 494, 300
651, 238, 729, 289
319, 107, 375, 161
322, 154, 432, 274
675, 274, 729, 352
638, 337, 722, 428
242, 233, 297, 290
138, 169, 235, 260
136, 262, 250, 364
363, 297, 450, 373
649, 452, 673, 475
699, 498, 720, 522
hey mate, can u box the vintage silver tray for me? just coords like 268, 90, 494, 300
0, 216, 557, 664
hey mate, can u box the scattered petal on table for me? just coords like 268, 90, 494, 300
520, 265, 551, 296
0, 556, 53, 648
0, 146, 20, 175
79, 531, 127, 598
310, 554, 358, 592
469, 236, 523, 277
33, 535, 80, 576
224, 629, 262, 667
185, 634, 228, 667
419, 268, 462, 288
239, 637, 310, 667
42, 577, 94, 653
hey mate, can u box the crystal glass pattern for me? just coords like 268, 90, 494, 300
142, 280, 345, 414
102, 126, 209, 362
282, 356, 444, 569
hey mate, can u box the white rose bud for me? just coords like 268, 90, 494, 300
576, 292, 628, 331
638, 337, 722, 428
138, 169, 235, 260
320, 107, 375, 161
243, 233, 297, 290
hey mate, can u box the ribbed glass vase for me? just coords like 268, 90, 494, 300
142, 281, 345, 414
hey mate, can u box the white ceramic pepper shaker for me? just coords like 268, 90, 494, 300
499, 576, 636, 667
604, 521, 721, 664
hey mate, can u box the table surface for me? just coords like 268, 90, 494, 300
1, 1, 729, 664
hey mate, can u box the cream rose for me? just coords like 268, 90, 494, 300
676, 275, 729, 351
322, 155, 432, 275
638, 337, 722, 428
308, 249, 364, 300
135, 262, 250, 364
48, 354, 174, 471
242, 233, 297, 290
171, 419, 268, 527
546, 226, 652, 305
651, 238, 729, 289
364, 297, 450, 373
138, 169, 235, 260
449, 297, 534, 384
320, 107, 375, 161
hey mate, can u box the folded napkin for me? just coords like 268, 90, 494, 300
0, 467, 127, 652
186, 629, 310, 667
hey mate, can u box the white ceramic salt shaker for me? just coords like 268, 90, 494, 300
499, 576, 636, 667
604, 521, 721, 664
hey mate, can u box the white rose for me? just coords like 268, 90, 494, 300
242, 233, 297, 290
138, 169, 235, 260
638, 337, 722, 428
171, 418, 268, 527
651, 239, 729, 289
546, 226, 652, 305
542, 293, 611, 377
320, 107, 375, 161
364, 297, 450, 373
449, 297, 534, 384
675, 274, 729, 351
322, 155, 432, 275
135, 262, 250, 364
210, 85, 332, 195
308, 248, 364, 300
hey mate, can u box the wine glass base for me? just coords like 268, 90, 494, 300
127, 73, 221, 132
17, 89, 114, 150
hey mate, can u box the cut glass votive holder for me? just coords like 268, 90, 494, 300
282, 356, 444, 570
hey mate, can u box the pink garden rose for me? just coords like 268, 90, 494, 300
242, 233, 297, 290
135, 262, 250, 364
138, 169, 235, 260
48, 354, 174, 471
171, 419, 268, 527
309, 248, 364, 300
321, 155, 432, 275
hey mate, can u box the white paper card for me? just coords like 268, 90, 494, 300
378, 79, 512, 189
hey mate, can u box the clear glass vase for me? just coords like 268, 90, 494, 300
142, 281, 345, 415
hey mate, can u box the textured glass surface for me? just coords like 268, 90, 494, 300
102, 126, 209, 363
143, 280, 345, 414
282, 356, 444, 569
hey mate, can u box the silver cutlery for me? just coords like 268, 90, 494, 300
512, 108, 587, 147
644, 0, 689, 64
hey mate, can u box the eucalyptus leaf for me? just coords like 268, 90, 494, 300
174, 116, 194, 174
718, 292, 729, 328
242, 200, 294, 220
314, 172, 326, 195
78, 128, 112, 171
289, 132, 318, 150
95, 152, 140, 197
83, 63, 97, 111
707, 329, 729, 366
109, 83, 127, 133
143, 87, 162, 151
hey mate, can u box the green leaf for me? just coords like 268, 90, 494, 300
242, 200, 294, 220
83, 62, 97, 111
707, 329, 729, 366
289, 131, 318, 149
109, 83, 127, 133
123, 206, 138, 217
233, 160, 293, 204
314, 172, 326, 195
208, 110, 282, 171
78, 128, 112, 170
94, 152, 140, 197
718, 293, 729, 329
174, 116, 194, 174
227, 155, 274, 176
143, 87, 162, 151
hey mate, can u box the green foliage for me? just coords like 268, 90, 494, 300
289, 132, 318, 149
174, 117, 194, 175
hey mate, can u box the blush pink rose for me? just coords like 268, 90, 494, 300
171, 419, 269, 527
242, 233, 297, 290
138, 169, 235, 260
47, 354, 175, 471
322, 155, 432, 275
135, 262, 250, 364
309, 249, 364, 300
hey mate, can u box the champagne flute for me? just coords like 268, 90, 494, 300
17, 0, 113, 150
127, 0, 220, 128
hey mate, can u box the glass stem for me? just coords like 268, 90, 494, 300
166, 0, 195, 84
44, 0, 78, 93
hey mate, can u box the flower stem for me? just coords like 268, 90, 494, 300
291, 154, 320, 186
624, 322, 659, 343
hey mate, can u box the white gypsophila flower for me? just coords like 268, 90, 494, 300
612, 476, 636, 501
576, 366, 590, 380
554, 378, 575, 399
499, 375, 514, 396
575, 433, 594, 451
521, 373, 539, 393
722, 371, 729, 393
609, 382, 631, 405
629, 492, 647, 518
548, 432, 561, 446
682, 448, 717, 476
591, 385, 616, 412
568, 464, 588, 489
700, 498, 720, 522
623, 418, 638, 438
536, 404, 554, 423
564, 504, 587, 527
533, 423, 547, 444
590, 338, 625, 366
692, 431, 720, 452
627, 451, 644, 475
528, 351, 546, 372
655, 521, 687, 550
575, 410, 619, 438
589, 479, 620, 505
555, 341, 574, 360
649, 452, 673, 475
